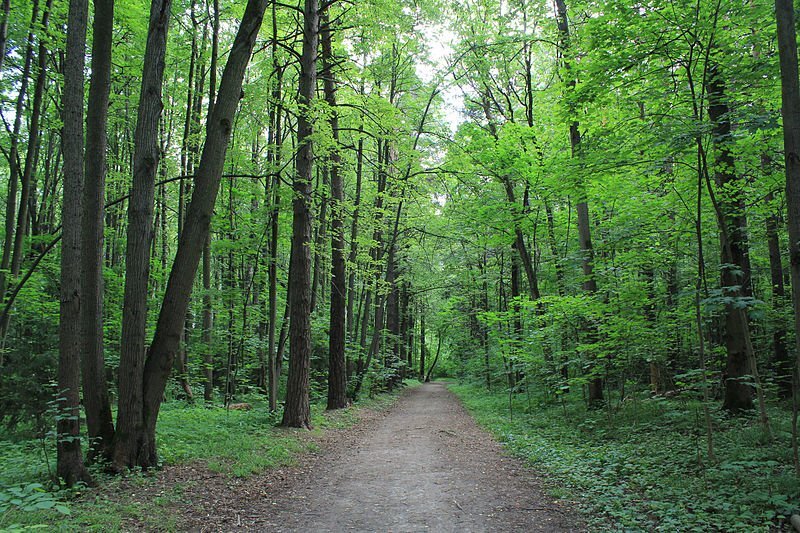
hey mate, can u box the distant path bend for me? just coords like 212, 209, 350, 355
253, 382, 580, 532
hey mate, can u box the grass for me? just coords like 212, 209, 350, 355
0, 381, 417, 531
448, 381, 800, 532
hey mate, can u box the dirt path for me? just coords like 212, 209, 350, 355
233, 382, 579, 532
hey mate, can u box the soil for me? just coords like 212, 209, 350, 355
113, 382, 583, 532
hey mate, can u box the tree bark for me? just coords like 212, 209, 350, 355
81, 0, 116, 462
310, 168, 328, 314
385, 242, 400, 388
201, 0, 221, 405
282, 0, 318, 428
545, 201, 565, 295
267, 0, 283, 412
57, 0, 90, 486
322, 9, 348, 410
346, 127, 364, 340
202, 235, 214, 402
137, 0, 269, 462
706, 62, 755, 413
776, 0, 800, 410
114, 0, 173, 471
501, 178, 539, 300
419, 312, 426, 381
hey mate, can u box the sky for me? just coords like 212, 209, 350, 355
417, 23, 465, 133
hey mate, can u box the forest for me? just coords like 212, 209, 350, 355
3, 0, 800, 530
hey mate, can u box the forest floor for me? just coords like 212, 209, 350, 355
164, 381, 579, 532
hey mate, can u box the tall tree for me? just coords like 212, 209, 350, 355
114, 0, 173, 470
322, 8, 348, 410
776, 0, 800, 397
140, 0, 269, 464
0, 0, 39, 308
554, 0, 603, 404
11, 0, 53, 281
705, 62, 755, 412
57, 0, 90, 486
282, 0, 319, 428
81, 0, 116, 461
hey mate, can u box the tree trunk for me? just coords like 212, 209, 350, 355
419, 312, 426, 381
202, 235, 214, 402
0, 0, 38, 296
0, 0, 52, 343
555, 0, 603, 404
0, 0, 10, 75
510, 246, 522, 389
310, 168, 328, 314
81, 0, 115, 462
267, 0, 283, 412
501, 178, 539, 300
545, 201, 565, 295
353, 142, 390, 395
643, 269, 661, 394
322, 9, 348, 410
706, 62, 755, 413
57, 0, 90, 486
0, 0, 39, 304
11, 0, 53, 280
138, 0, 269, 462
199, 0, 220, 405
398, 282, 409, 380
766, 188, 791, 399
202, 0, 219, 403
425, 333, 442, 383
776, 0, 800, 411
385, 243, 400, 388
113, 0, 173, 471
480, 252, 491, 389
346, 127, 364, 340
282, 0, 318, 428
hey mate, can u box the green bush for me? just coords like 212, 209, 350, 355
450, 382, 800, 531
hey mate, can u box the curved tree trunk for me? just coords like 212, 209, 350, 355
113, 0, 173, 471
138, 0, 269, 463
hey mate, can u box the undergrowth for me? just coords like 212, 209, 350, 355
0, 381, 416, 532
449, 381, 800, 532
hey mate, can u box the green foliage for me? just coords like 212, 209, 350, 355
0, 388, 408, 530
0, 442, 52, 489
0, 484, 70, 515
450, 382, 800, 531
0, 483, 71, 532
155, 400, 305, 478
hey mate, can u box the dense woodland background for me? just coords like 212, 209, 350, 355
4, 0, 800, 529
